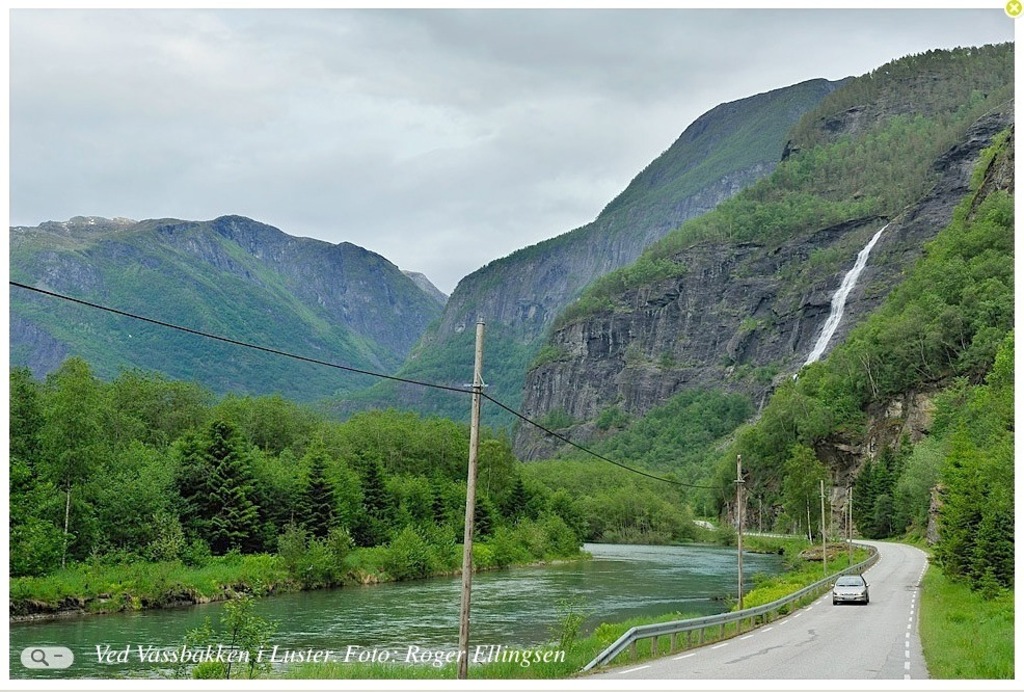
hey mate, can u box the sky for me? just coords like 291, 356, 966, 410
6, 4, 1016, 295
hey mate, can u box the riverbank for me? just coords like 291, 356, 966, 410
272, 536, 849, 680
11, 542, 788, 681
10, 539, 591, 623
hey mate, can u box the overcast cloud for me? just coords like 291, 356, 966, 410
7, 6, 1014, 294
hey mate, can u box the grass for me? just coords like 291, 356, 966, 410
10, 554, 292, 616
919, 565, 1014, 679
740, 542, 869, 610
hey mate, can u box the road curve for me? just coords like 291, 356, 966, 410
586, 540, 929, 681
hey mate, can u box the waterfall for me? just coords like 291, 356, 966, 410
803, 224, 888, 366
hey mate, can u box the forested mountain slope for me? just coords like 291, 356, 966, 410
717, 125, 1013, 590
517, 44, 1013, 460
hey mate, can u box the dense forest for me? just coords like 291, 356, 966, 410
9, 361, 703, 585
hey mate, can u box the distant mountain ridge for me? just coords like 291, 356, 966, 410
10, 215, 444, 401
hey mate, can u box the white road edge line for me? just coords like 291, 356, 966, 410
672, 653, 696, 661
711, 643, 728, 650
619, 665, 651, 674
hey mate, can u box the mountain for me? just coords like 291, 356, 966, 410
340, 78, 846, 425
402, 271, 448, 305
516, 44, 1013, 459
9, 215, 444, 401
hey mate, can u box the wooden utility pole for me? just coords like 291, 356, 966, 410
820, 479, 827, 577
736, 454, 744, 611
457, 319, 485, 680
848, 486, 853, 566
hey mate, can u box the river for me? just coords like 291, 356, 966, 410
10, 542, 783, 679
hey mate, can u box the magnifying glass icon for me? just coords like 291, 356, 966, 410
21, 646, 74, 669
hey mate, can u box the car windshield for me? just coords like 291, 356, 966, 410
836, 577, 864, 586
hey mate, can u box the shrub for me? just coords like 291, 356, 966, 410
382, 527, 432, 581
542, 514, 581, 557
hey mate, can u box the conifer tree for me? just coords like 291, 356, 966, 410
300, 447, 337, 538
501, 476, 530, 522
175, 419, 261, 554
205, 420, 261, 554
350, 459, 393, 547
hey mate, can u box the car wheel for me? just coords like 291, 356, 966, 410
832, 598, 837, 605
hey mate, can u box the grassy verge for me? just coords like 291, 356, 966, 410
919, 565, 1014, 678
741, 540, 869, 610
10, 553, 291, 617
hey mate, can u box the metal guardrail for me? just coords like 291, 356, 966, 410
580, 544, 880, 673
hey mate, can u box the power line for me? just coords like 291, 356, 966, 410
10, 280, 468, 396
10, 280, 713, 488
483, 394, 716, 489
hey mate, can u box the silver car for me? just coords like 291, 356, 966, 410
832, 574, 869, 605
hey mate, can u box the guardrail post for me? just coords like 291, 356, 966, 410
670, 632, 677, 653
629, 640, 637, 661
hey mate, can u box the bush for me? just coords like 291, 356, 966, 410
147, 511, 186, 562
181, 538, 212, 568
277, 523, 350, 588
489, 526, 529, 567
382, 527, 432, 581
541, 514, 581, 557
10, 517, 64, 577
277, 523, 308, 575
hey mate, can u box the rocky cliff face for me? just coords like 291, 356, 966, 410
516, 103, 1014, 459
431, 80, 842, 346
434, 160, 775, 345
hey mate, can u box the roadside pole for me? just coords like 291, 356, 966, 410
848, 486, 853, 566
820, 479, 827, 578
736, 455, 744, 611
457, 319, 485, 680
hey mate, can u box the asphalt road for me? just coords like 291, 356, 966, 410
587, 540, 930, 681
